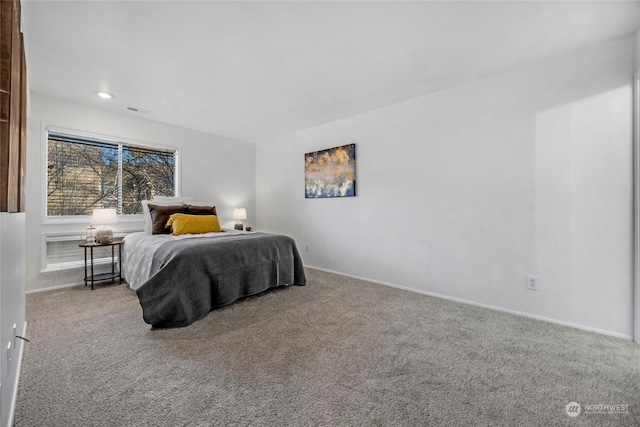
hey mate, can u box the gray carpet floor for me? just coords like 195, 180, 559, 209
14, 268, 640, 426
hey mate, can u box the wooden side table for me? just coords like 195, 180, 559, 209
79, 239, 123, 290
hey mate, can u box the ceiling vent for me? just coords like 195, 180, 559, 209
126, 106, 151, 114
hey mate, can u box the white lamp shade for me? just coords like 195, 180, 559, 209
232, 208, 247, 221
92, 208, 118, 225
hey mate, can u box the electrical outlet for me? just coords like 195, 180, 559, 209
304, 244, 309, 253
526, 275, 539, 291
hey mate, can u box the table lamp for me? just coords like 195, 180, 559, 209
232, 208, 247, 230
92, 208, 117, 243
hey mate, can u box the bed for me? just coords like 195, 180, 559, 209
122, 203, 306, 328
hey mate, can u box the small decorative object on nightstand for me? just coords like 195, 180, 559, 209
82, 225, 97, 243
245, 226, 253, 232
233, 208, 247, 230
79, 239, 123, 290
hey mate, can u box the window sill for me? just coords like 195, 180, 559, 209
42, 214, 145, 226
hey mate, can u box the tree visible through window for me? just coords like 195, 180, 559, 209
47, 131, 176, 216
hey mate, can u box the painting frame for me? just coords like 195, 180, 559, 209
304, 143, 356, 198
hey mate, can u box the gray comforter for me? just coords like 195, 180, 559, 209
136, 232, 306, 328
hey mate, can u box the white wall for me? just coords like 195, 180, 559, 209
0, 213, 26, 426
26, 93, 256, 292
257, 36, 635, 338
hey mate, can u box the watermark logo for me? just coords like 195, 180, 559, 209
566, 402, 581, 417
566, 401, 630, 417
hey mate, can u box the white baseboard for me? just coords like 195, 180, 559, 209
26, 279, 130, 294
7, 321, 27, 427
305, 265, 633, 341
25, 282, 79, 294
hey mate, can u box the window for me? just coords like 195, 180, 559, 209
47, 130, 176, 216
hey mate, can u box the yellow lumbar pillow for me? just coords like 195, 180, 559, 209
166, 213, 222, 235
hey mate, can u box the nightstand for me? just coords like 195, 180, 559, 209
79, 239, 123, 290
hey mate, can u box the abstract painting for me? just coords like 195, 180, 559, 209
305, 144, 356, 198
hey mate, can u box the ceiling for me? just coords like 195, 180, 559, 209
22, 1, 640, 144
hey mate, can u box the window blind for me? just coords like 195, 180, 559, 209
47, 131, 176, 216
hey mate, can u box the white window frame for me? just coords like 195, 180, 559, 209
41, 124, 181, 225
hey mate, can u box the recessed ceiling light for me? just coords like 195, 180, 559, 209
96, 91, 114, 99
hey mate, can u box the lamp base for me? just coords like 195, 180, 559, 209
234, 223, 244, 231
96, 226, 113, 244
